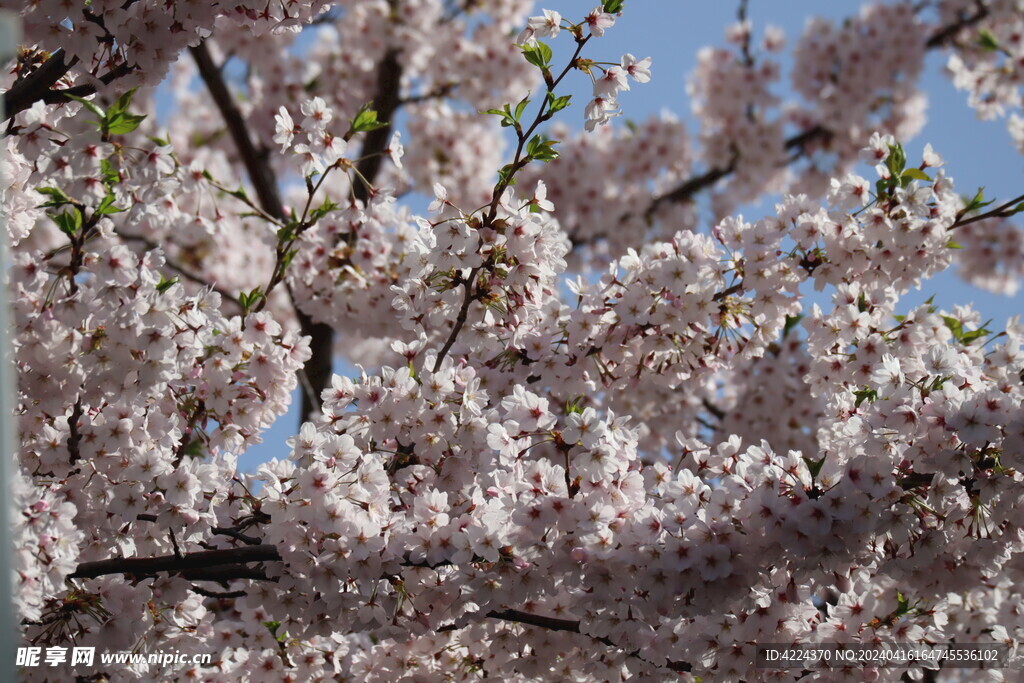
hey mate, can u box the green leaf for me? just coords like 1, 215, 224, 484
309, 199, 340, 223
53, 208, 84, 238
946, 240, 963, 249
963, 188, 995, 215
514, 95, 530, 122
802, 455, 826, 480
565, 395, 585, 415
895, 591, 911, 616
100, 158, 120, 186
106, 112, 147, 135
602, 0, 625, 12
854, 388, 878, 408
350, 103, 388, 133
66, 94, 104, 119
35, 186, 71, 209
526, 135, 559, 162
108, 88, 138, 117
95, 193, 124, 216
521, 41, 553, 69
885, 142, 906, 178
276, 221, 299, 242
497, 163, 517, 186
961, 323, 992, 345
783, 314, 804, 338
546, 92, 572, 115
942, 315, 964, 341
225, 186, 250, 203
901, 168, 932, 183
180, 438, 205, 458
977, 29, 1000, 52
280, 247, 299, 270
155, 275, 179, 294
940, 315, 990, 345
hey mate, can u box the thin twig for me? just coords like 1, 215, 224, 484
190, 586, 248, 599
432, 266, 481, 372
211, 527, 263, 546
433, 36, 591, 371
951, 192, 1024, 230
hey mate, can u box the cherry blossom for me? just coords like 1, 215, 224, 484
2, 1, 1024, 681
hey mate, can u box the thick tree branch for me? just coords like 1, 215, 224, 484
353, 49, 403, 206
3, 49, 134, 122
69, 545, 281, 580
190, 43, 285, 221
3, 50, 76, 120
925, 1, 989, 48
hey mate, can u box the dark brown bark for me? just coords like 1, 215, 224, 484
69, 545, 281, 580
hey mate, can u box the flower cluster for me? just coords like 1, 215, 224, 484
955, 215, 1024, 296
0, 0, 336, 98
518, 6, 651, 131
4, 1, 1024, 680
688, 24, 788, 210
12, 471, 81, 624
942, 0, 1024, 151
519, 115, 694, 264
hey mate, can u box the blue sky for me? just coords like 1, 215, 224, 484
240, 1, 1023, 467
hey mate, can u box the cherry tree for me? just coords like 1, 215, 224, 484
2, 0, 1024, 680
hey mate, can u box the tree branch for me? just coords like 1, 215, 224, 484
190, 586, 248, 599
68, 545, 281, 580
296, 48, 403, 419
3, 50, 76, 120
925, 1, 989, 48
645, 124, 830, 219
190, 42, 284, 220
352, 49, 403, 206
433, 265, 481, 372
3, 49, 134, 122
951, 192, 1024, 230
441, 608, 693, 674
190, 41, 334, 424
191, 42, 405, 422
